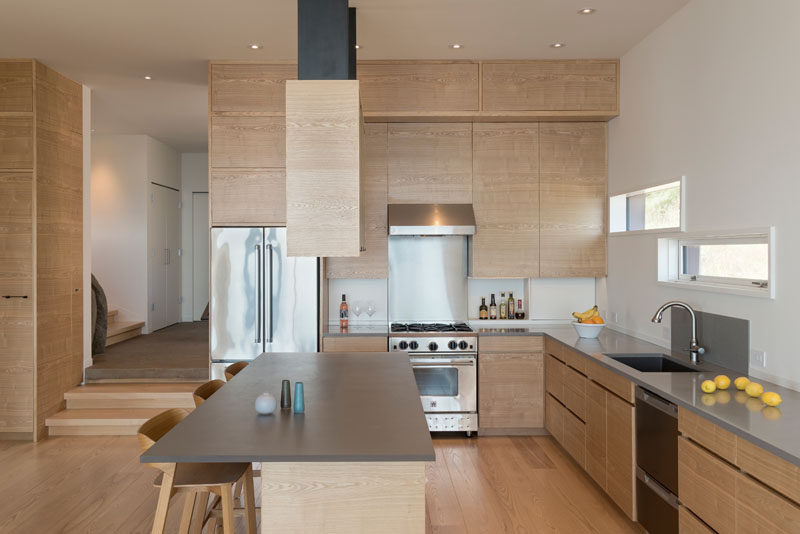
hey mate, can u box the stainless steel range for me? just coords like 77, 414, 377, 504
390, 322, 478, 435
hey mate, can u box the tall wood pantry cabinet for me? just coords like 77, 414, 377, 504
0, 60, 83, 440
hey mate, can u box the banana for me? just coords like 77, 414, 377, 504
572, 305, 598, 322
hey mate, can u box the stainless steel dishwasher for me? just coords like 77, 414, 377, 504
635, 387, 679, 534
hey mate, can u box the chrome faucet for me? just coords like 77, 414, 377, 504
651, 301, 705, 363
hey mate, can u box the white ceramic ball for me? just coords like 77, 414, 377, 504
255, 392, 277, 415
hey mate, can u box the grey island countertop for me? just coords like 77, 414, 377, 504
140, 352, 434, 463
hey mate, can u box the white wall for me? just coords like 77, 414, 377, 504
82, 86, 92, 370
91, 135, 149, 327
147, 137, 181, 190
602, 0, 800, 389
328, 279, 388, 325
180, 153, 208, 322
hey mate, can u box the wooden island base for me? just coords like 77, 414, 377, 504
260, 461, 426, 533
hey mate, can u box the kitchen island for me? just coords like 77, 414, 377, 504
141, 352, 434, 533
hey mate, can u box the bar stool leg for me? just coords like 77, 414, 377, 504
151, 465, 176, 534
220, 484, 235, 534
189, 492, 210, 534
243, 467, 257, 533
178, 492, 196, 533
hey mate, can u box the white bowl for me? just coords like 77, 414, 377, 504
572, 321, 605, 339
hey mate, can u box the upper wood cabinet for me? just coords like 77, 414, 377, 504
539, 122, 607, 277
326, 123, 388, 278
472, 123, 539, 278
209, 170, 285, 227
358, 61, 479, 113
0, 62, 34, 112
285, 80, 364, 257
210, 116, 285, 169
388, 123, 472, 204
482, 60, 618, 113
210, 63, 296, 112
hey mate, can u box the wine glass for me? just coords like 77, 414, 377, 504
366, 301, 376, 317
351, 302, 362, 318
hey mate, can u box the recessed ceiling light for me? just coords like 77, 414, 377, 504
143, 75, 153, 80
449, 44, 463, 49
354, 44, 361, 50
248, 43, 262, 50
550, 42, 565, 48
578, 8, 596, 14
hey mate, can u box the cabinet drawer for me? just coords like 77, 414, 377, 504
678, 506, 714, 534
679, 437, 736, 534
322, 336, 388, 353
544, 337, 565, 363
586, 358, 635, 404
678, 407, 738, 464
479, 335, 543, 353
562, 405, 586, 469
735, 471, 800, 534
561, 346, 587, 375
545, 353, 564, 401
562, 365, 586, 421
736, 436, 800, 506
545, 393, 564, 444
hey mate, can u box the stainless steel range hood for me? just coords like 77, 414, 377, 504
388, 204, 476, 236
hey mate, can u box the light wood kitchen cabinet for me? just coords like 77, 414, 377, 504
471, 123, 539, 278
562, 405, 586, 468
387, 123, 472, 204
678, 406, 738, 464
285, 80, 364, 257
478, 335, 544, 434
209, 170, 285, 226
326, 123, 388, 278
585, 380, 607, 488
321, 336, 388, 353
539, 122, 607, 277
679, 506, 715, 534
481, 60, 619, 113
545, 353, 564, 401
586, 356, 635, 404
545, 393, 564, 444
605, 389, 636, 519
562, 365, 587, 421
210, 62, 296, 112
679, 436, 737, 533
210, 116, 286, 169
358, 61, 479, 113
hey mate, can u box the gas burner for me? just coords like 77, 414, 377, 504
390, 322, 473, 333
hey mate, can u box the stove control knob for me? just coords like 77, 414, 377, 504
398, 341, 408, 350
458, 341, 469, 350
448, 340, 458, 350
409, 341, 419, 350
428, 342, 439, 352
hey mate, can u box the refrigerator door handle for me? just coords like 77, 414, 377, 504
266, 243, 274, 343
255, 244, 262, 344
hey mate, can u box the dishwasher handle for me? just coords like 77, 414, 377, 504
636, 387, 678, 418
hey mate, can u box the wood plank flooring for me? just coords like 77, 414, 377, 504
0, 434, 641, 533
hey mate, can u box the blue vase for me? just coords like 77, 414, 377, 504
293, 382, 305, 413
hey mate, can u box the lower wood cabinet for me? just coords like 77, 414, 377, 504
545, 393, 564, 444
585, 380, 607, 488
679, 506, 715, 534
321, 336, 388, 353
605, 390, 636, 519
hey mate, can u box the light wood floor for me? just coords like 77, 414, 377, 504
0, 435, 641, 533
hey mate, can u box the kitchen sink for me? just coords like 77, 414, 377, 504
605, 353, 699, 373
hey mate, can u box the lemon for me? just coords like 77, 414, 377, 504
762, 406, 782, 420
761, 392, 782, 407
734, 377, 750, 390
701, 394, 716, 407
745, 382, 764, 398
714, 375, 731, 390
700, 380, 717, 393
716, 391, 731, 404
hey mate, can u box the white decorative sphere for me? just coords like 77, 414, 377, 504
255, 392, 277, 415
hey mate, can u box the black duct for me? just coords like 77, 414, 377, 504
297, 0, 356, 80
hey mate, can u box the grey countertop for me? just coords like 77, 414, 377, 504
322, 324, 389, 337
478, 324, 800, 467
140, 352, 434, 463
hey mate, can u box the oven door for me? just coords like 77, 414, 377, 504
410, 356, 477, 413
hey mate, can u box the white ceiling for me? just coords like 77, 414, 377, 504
0, 0, 689, 152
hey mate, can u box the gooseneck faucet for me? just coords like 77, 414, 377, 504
651, 301, 705, 363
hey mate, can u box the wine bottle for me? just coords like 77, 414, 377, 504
489, 294, 497, 320
339, 294, 349, 329
515, 299, 525, 320
479, 297, 488, 320
499, 292, 507, 319
508, 291, 515, 320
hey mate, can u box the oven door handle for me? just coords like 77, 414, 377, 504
411, 361, 475, 367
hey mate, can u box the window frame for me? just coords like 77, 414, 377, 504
657, 228, 775, 299
608, 176, 685, 235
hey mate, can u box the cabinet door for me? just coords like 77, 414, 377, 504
679, 506, 714, 534
562, 365, 586, 421
472, 123, 539, 278
210, 116, 286, 169
544, 353, 564, 401
735, 471, 800, 534
545, 393, 564, 444
606, 390, 636, 520
562, 406, 586, 468
210, 63, 296, 112
585, 381, 607, 489
210, 171, 286, 227
388, 123, 472, 204
539, 123, 606, 277
679, 437, 736, 533
326, 123, 388, 278
478, 352, 544, 430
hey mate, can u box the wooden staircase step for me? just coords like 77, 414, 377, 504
106, 320, 145, 346
45, 408, 167, 436
107, 309, 119, 325
64, 383, 201, 409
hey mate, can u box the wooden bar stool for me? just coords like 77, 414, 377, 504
224, 361, 248, 380
193, 379, 225, 407
138, 408, 257, 534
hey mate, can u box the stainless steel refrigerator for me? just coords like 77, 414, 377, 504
210, 227, 318, 379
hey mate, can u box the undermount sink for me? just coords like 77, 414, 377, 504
605, 353, 699, 373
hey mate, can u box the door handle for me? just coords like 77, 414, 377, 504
266, 244, 273, 343
637, 388, 678, 417
255, 244, 262, 344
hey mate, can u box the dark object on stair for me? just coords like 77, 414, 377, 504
201, 303, 209, 321
91, 274, 108, 355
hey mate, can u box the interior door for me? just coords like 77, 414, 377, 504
148, 183, 168, 332
192, 193, 209, 321
164, 187, 181, 326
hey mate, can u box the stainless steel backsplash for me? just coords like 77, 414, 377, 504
388, 235, 469, 322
